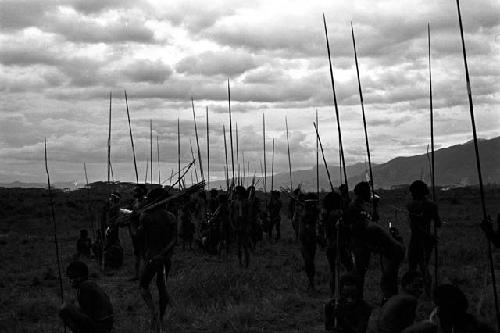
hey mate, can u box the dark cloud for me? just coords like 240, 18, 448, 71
121, 60, 173, 84
69, 0, 143, 15
176, 51, 260, 77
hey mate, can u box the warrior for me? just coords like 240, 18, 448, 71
344, 181, 405, 301
288, 187, 302, 241
320, 191, 353, 296
268, 190, 282, 241
128, 184, 147, 280
139, 188, 177, 331
76, 229, 92, 258
406, 180, 441, 294
231, 186, 251, 268
298, 192, 319, 290
59, 261, 113, 333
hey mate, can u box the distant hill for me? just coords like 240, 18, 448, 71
210, 136, 500, 191
0, 181, 78, 189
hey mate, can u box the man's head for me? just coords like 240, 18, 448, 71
234, 186, 247, 200
339, 273, 363, 307
133, 184, 147, 199
401, 271, 424, 298
79, 229, 88, 239
354, 181, 371, 202
433, 284, 468, 319
66, 261, 88, 288
409, 180, 429, 199
323, 191, 342, 211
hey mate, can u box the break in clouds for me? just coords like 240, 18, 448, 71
0, 0, 499, 183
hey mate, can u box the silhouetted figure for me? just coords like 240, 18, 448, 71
320, 191, 353, 296
247, 186, 263, 249
180, 201, 195, 250
59, 261, 113, 333
344, 182, 405, 301
325, 273, 372, 333
407, 180, 441, 294
367, 271, 424, 333
76, 229, 92, 258
288, 187, 301, 241
129, 184, 147, 280
268, 190, 282, 241
139, 188, 177, 332
298, 193, 318, 290
231, 186, 251, 268
216, 194, 231, 258
103, 223, 123, 269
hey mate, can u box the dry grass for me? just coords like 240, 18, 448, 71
1, 186, 499, 332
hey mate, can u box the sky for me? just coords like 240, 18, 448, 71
0, 0, 498, 185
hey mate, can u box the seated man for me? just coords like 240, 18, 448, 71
325, 273, 372, 333
368, 271, 424, 333
59, 261, 113, 333
76, 229, 91, 258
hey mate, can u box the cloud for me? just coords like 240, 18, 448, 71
176, 50, 260, 77
121, 60, 173, 84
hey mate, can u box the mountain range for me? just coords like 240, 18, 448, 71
1, 137, 498, 191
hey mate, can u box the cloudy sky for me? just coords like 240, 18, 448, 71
0, 0, 498, 185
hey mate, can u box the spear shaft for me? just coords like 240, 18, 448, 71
313, 122, 334, 192
236, 122, 240, 185
316, 110, 319, 196
124, 91, 139, 183
191, 98, 205, 181
351, 22, 374, 195
323, 14, 348, 188
206, 106, 210, 189
107, 92, 112, 183
271, 139, 275, 192
428, 23, 438, 285
223, 125, 229, 190
286, 116, 293, 191
456, 1, 500, 331
45, 139, 64, 304
228, 79, 235, 182
263, 114, 267, 193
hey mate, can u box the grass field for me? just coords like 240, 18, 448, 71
1, 186, 499, 332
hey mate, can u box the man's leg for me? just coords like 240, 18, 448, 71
140, 261, 160, 330
326, 246, 336, 296
59, 303, 99, 333
351, 241, 371, 297
408, 233, 419, 273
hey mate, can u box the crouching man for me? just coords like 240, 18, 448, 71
59, 261, 113, 333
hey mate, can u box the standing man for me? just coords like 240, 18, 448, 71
59, 261, 113, 333
139, 188, 177, 332
345, 181, 405, 302
129, 184, 147, 280
268, 190, 282, 241
320, 191, 353, 296
288, 187, 301, 241
406, 180, 441, 294
298, 193, 319, 291
231, 186, 251, 268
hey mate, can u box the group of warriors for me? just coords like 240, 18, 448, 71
62, 178, 497, 332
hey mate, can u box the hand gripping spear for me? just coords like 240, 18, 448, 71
456, 1, 500, 331
45, 139, 65, 332
323, 14, 348, 189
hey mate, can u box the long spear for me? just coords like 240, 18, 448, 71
456, 1, 500, 331
316, 110, 320, 196
242, 152, 246, 187
228, 79, 235, 183
271, 139, 275, 192
144, 159, 149, 184
44, 139, 65, 308
107, 92, 112, 183
177, 118, 181, 190
206, 106, 210, 189
351, 22, 374, 196
124, 90, 139, 183
285, 116, 293, 191
83, 162, 94, 239
323, 14, 348, 188
191, 98, 205, 181
428, 23, 438, 285
150, 119, 153, 184
223, 125, 230, 190
313, 122, 334, 192
157, 135, 160, 185
236, 122, 240, 185
263, 113, 267, 193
